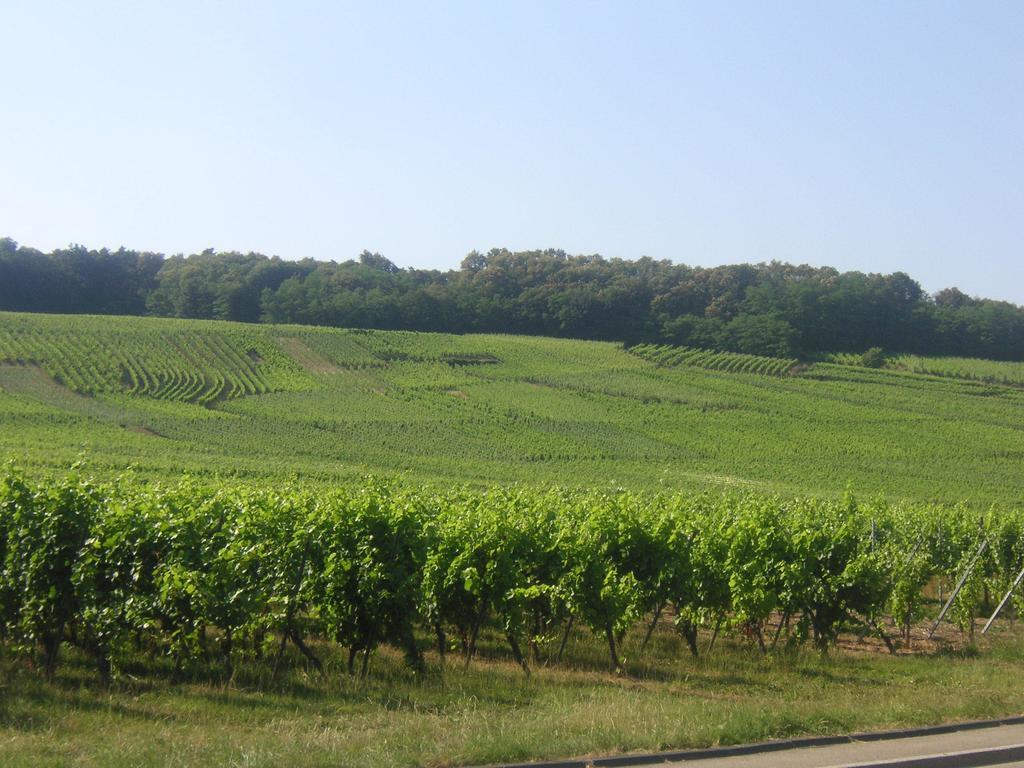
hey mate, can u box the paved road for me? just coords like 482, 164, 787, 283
666, 721, 1024, 767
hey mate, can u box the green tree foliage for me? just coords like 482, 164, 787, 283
3, 238, 1024, 360
860, 347, 887, 368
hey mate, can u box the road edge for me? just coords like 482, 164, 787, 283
473, 714, 1024, 768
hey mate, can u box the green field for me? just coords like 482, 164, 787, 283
1, 311, 1023, 504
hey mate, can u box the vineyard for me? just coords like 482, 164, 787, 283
4, 315, 1024, 766
2, 312, 1024, 504
0, 313, 311, 404
829, 351, 1024, 388
628, 343, 798, 376
2, 467, 1023, 684
887, 354, 1024, 388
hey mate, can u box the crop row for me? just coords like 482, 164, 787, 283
629, 344, 798, 376
2, 468, 1022, 683
0, 319, 308, 404
889, 354, 1024, 388
827, 352, 1024, 389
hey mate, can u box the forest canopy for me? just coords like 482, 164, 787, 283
1, 237, 1021, 361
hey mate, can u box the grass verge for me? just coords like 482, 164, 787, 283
2, 627, 1023, 768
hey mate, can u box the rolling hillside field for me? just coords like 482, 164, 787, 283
4, 310, 1024, 768
0, 310, 1023, 504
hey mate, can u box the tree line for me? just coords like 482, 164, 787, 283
2, 237, 1022, 360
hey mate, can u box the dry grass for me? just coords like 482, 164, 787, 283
2, 621, 1024, 768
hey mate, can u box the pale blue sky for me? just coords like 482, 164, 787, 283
2, 1, 1022, 302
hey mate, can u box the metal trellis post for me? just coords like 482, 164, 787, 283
982, 563, 1024, 635
928, 538, 988, 639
